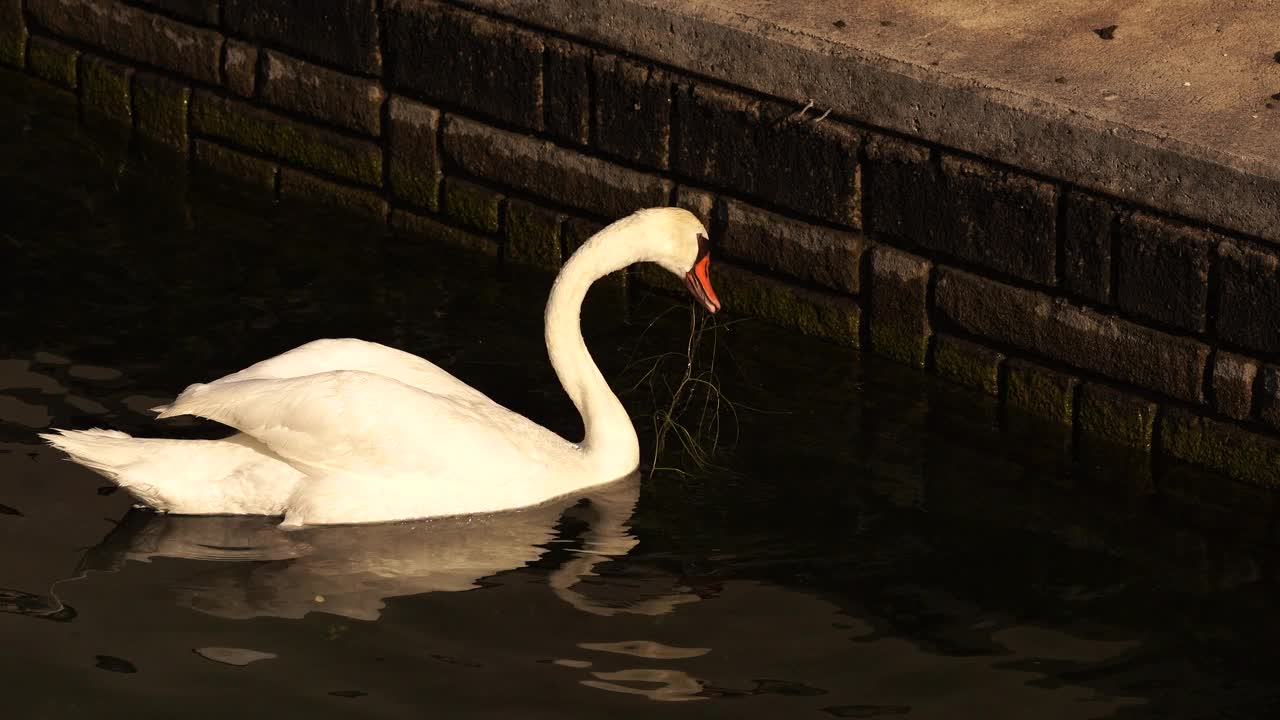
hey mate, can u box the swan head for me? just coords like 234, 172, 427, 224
630, 207, 721, 313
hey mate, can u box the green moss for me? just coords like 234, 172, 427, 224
1006, 360, 1077, 424
933, 335, 1002, 396
28, 38, 77, 89
443, 178, 502, 234
134, 75, 189, 151
191, 92, 381, 186
80, 56, 132, 126
506, 200, 563, 269
1078, 384, 1156, 450
280, 169, 389, 222
717, 265, 861, 347
1161, 409, 1280, 487
192, 140, 279, 198
871, 324, 929, 368
390, 209, 498, 259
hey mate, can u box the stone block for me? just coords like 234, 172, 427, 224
1212, 351, 1257, 422
933, 335, 1003, 396
260, 50, 384, 136
1218, 240, 1280, 354
720, 198, 863, 293
386, 96, 441, 211
80, 55, 132, 125
1006, 359, 1077, 424
1061, 191, 1115, 304
715, 264, 861, 346
29, 0, 222, 84
1078, 383, 1157, 450
28, 36, 78, 89
223, 0, 380, 75
391, 209, 498, 258
506, 200, 564, 270
132, 0, 218, 24
443, 177, 502, 234
385, 0, 542, 131
564, 218, 605, 255
869, 246, 931, 367
545, 39, 591, 145
675, 82, 861, 227
673, 186, 715, 229
222, 40, 257, 99
191, 91, 382, 186
1, 0, 27, 69
1161, 408, 1280, 487
279, 168, 388, 222
936, 156, 1058, 285
1115, 213, 1212, 332
133, 73, 189, 151
443, 115, 672, 219
864, 133, 939, 243
192, 139, 278, 197
593, 54, 670, 169
935, 267, 1208, 403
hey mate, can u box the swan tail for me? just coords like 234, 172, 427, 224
40, 429, 304, 516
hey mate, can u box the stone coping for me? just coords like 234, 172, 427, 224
463, 0, 1280, 245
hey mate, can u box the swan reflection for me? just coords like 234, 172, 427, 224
78, 474, 698, 621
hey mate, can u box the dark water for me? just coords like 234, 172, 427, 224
2, 72, 1279, 719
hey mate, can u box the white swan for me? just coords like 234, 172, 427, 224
41, 207, 721, 526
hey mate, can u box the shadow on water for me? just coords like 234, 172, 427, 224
1, 71, 1279, 718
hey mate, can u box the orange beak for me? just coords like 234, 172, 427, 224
684, 252, 721, 313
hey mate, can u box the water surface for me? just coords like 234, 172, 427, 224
2, 72, 1278, 719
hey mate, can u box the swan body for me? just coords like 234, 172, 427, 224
43, 208, 720, 526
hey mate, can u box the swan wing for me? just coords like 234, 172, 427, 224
202, 338, 489, 404
156, 370, 549, 479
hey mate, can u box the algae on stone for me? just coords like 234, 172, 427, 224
133, 74, 189, 151
80, 55, 132, 126
391, 209, 499, 259
933, 335, 1003, 396
443, 178, 502, 234
28, 37, 78, 89
280, 168, 389, 222
1006, 360, 1077, 424
715, 264, 861, 346
1161, 409, 1280, 487
506, 200, 564, 269
191, 92, 381, 186
1078, 384, 1156, 450
192, 140, 279, 200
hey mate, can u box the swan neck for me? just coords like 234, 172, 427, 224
544, 233, 640, 476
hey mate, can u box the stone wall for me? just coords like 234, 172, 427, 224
3, 0, 1280, 486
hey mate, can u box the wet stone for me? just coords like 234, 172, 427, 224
505, 200, 564, 270
192, 140, 279, 200
1006, 359, 1078, 425
933, 335, 1003, 396
1077, 383, 1156, 450
133, 73, 190, 152
0, 0, 24, 69
79, 55, 133, 127
443, 178, 503, 235
279, 168, 388, 222
715, 264, 861, 346
386, 97, 442, 211
390, 210, 498, 259
1255, 365, 1280, 432
1161, 408, 1280, 486
27, 37, 79, 90
869, 246, 931, 368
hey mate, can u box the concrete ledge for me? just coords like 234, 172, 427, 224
462, 0, 1280, 245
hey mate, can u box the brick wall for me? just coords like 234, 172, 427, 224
3, 0, 1280, 487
